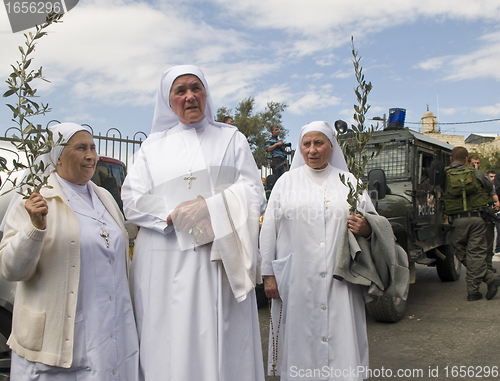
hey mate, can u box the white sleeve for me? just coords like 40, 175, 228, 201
259, 180, 281, 277
121, 142, 172, 235
0, 200, 46, 282
205, 131, 267, 301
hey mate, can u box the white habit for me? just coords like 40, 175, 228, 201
260, 163, 375, 380
122, 120, 266, 381
260, 121, 375, 381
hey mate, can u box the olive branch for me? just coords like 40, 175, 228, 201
339, 37, 383, 214
1, 12, 64, 197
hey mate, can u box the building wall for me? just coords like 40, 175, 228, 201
423, 133, 465, 147
420, 110, 499, 156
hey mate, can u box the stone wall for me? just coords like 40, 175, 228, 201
424, 133, 465, 147
465, 136, 500, 155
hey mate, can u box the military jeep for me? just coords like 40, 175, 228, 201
355, 126, 459, 322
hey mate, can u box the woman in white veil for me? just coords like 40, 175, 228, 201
260, 121, 374, 381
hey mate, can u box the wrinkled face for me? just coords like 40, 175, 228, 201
301, 131, 333, 169
56, 131, 97, 185
169, 74, 207, 125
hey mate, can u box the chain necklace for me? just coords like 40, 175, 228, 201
178, 125, 207, 189
85, 215, 110, 248
269, 300, 282, 377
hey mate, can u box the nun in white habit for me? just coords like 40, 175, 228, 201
121, 65, 266, 381
0, 123, 139, 380
260, 121, 376, 381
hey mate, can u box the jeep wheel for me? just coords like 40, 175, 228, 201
366, 293, 407, 323
436, 245, 461, 282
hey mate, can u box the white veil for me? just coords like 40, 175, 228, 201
289, 121, 348, 172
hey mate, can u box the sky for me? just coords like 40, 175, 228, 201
1, 0, 500, 152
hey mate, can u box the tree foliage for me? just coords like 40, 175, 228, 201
1, 13, 64, 197
216, 97, 288, 167
338, 37, 383, 213
468, 150, 500, 173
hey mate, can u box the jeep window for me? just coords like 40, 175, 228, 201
419, 152, 434, 185
363, 140, 409, 179
92, 160, 126, 211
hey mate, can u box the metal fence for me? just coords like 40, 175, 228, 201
2, 121, 147, 169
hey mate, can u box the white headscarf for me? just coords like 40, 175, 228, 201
0, 122, 90, 233
151, 65, 222, 134
45, 122, 91, 172
289, 121, 349, 172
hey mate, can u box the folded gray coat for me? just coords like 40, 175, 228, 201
333, 211, 410, 303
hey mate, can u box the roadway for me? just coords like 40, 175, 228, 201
260, 259, 500, 381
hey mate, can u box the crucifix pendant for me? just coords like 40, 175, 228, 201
100, 226, 109, 248
184, 169, 196, 189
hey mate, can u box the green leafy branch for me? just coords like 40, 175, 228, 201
339, 37, 383, 213
1, 12, 64, 197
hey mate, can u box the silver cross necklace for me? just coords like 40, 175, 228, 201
178, 125, 207, 189
99, 221, 110, 248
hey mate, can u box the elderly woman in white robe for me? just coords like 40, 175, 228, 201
121, 65, 266, 381
0, 123, 139, 380
260, 121, 376, 381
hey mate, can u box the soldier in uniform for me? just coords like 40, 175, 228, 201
444, 147, 500, 301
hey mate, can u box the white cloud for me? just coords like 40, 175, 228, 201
254, 83, 341, 116
316, 54, 337, 66
288, 91, 341, 115
437, 107, 459, 116
1, 0, 269, 110
443, 32, 500, 81
214, 0, 500, 58
331, 70, 351, 79
254, 84, 291, 110
305, 73, 324, 80
414, 57, 448, 71
474, 103, 500, 117
2, 0, 500, 137
415, 30, 500, 82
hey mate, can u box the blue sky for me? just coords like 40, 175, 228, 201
1, 0, 500, 149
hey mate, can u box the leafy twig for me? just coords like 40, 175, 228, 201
339, 37, 383, 213
2, 12, 64, 197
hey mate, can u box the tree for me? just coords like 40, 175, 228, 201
469, 150, 500, 173
216, 97, 288, 167
2, 13, 64, 197
215, 106, 232, 124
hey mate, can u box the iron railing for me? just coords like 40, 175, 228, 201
2, 121, 147, 169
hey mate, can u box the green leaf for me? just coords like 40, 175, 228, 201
23, 59, 32, 70
3, 89, 16, 97
23, 124, 33, 135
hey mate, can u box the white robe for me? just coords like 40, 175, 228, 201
121, 121, 266, 381
260, 165, 375, 381
10, 176, 139, 381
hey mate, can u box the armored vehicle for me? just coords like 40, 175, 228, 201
359, 126, 458, 322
